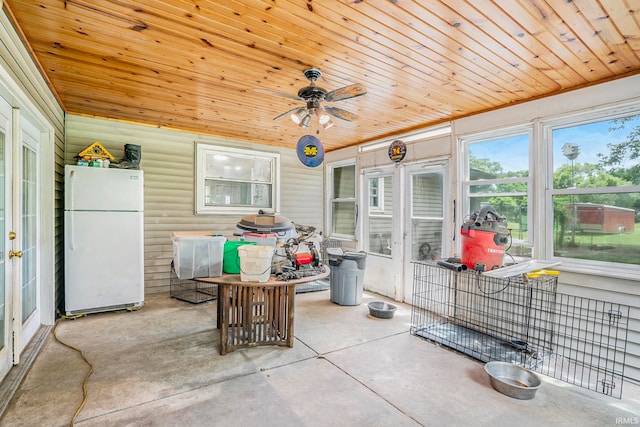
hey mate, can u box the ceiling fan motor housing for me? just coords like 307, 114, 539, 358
298, 86, 326, 103
298, 68, 327, 102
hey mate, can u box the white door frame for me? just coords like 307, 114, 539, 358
0, 67, 56, 376
361, 165, 399, 299
402, 160, 450, 302
0, 95, 13, 380
14, 114, 42, 355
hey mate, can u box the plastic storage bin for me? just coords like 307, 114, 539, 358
238, 245, 274, 282
171, 232, 226, 279
328, 250, 367, 306
241, 232, 278, 247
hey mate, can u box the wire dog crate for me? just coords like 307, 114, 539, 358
170, 264, 218, 304
411, 261, 630, 398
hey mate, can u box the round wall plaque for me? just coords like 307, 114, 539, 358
388, 140, 406, 162
296, 135, 325, 167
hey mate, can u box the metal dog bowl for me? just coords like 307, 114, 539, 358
368, 301, 397, 319
485, 361, 541, 400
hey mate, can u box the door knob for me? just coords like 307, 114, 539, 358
9, 250, 23, 259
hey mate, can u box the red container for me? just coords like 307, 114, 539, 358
295, 252, 313, 267
460, 227, 506, 271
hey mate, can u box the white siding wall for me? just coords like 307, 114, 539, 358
65, 115, 323, 294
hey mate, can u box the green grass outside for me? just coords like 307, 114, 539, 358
554, 224, 640, 264
497, 218, 639, 264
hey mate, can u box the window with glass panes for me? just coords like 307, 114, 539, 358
330, 163, 356, 238
195, 144, 279, 215
462, 130, 533, 258
547, 112, 640, 265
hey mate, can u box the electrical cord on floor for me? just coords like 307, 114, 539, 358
53, 315, 93, 427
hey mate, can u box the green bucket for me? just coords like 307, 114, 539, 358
223, 240, 256, 274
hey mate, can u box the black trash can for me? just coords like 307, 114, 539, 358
328, 250, 367, 306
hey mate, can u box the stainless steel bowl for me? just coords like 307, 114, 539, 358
484, 361, 541, 400
368, 301, 397, 319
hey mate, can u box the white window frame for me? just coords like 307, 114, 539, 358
542, 104, 640, 277
460, 125, 534, 255
459, 101, 640, 279
326, 159, 357, 240
368, 176, 385, 211
195, 143, 280, 215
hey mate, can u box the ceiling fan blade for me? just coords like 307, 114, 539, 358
254, 87, 304, 101
273, 107, 304, 121
324, 106, 360, 122
324, 83, 367, 102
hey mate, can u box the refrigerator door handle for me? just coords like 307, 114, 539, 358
68, 169, 75, 211
68, 211, 75, 251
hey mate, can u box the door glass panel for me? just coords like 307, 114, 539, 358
367, 176, 393, 255
0, 131, 5, 348
21, 146, 36, 322
411, 172, 444, 261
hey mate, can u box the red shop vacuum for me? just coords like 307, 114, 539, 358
460, 205, 509, 271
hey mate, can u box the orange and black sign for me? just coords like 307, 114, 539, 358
388, 140, 406, 162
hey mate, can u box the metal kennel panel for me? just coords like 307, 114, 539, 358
170, 265, 218, 304
410, 261, 630, 398
528, 294, 629, 398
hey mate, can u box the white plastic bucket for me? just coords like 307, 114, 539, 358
238, 245, 274, 282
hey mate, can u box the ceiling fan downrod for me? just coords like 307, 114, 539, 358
303, 67, 322, 83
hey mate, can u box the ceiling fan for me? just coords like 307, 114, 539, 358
258, 68, 367, 130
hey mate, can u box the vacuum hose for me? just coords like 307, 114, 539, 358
437, 260, 468, 272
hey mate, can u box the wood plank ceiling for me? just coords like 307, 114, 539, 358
4, 0, 640, 152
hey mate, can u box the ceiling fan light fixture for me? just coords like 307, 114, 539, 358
299, 114, 312, 129
265, 68, 366, 129
321, 118, 334, 129
291, 108, 308, 125
318, 111, 331, 125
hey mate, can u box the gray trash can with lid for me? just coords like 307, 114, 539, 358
328, 249, 367, 306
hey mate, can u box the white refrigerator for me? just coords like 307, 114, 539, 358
64, 165, 144, 315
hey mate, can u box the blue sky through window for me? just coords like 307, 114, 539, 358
469, 134, 529, 173
469, 115, 640, 175
553, 116, 640, 171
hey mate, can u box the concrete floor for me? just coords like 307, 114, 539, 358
2, 289, 639, 426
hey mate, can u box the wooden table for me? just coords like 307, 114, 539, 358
195, 268, 329, 355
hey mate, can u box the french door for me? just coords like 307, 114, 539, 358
362, 166, 397, 298
361, 161, 449, 302
403, 162, 449, 300
0, 97, 41, 382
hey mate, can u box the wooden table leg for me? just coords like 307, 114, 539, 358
219, 284, 229, 355
286, 284, 295, 347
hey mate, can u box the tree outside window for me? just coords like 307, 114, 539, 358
550, 114, 640, 265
